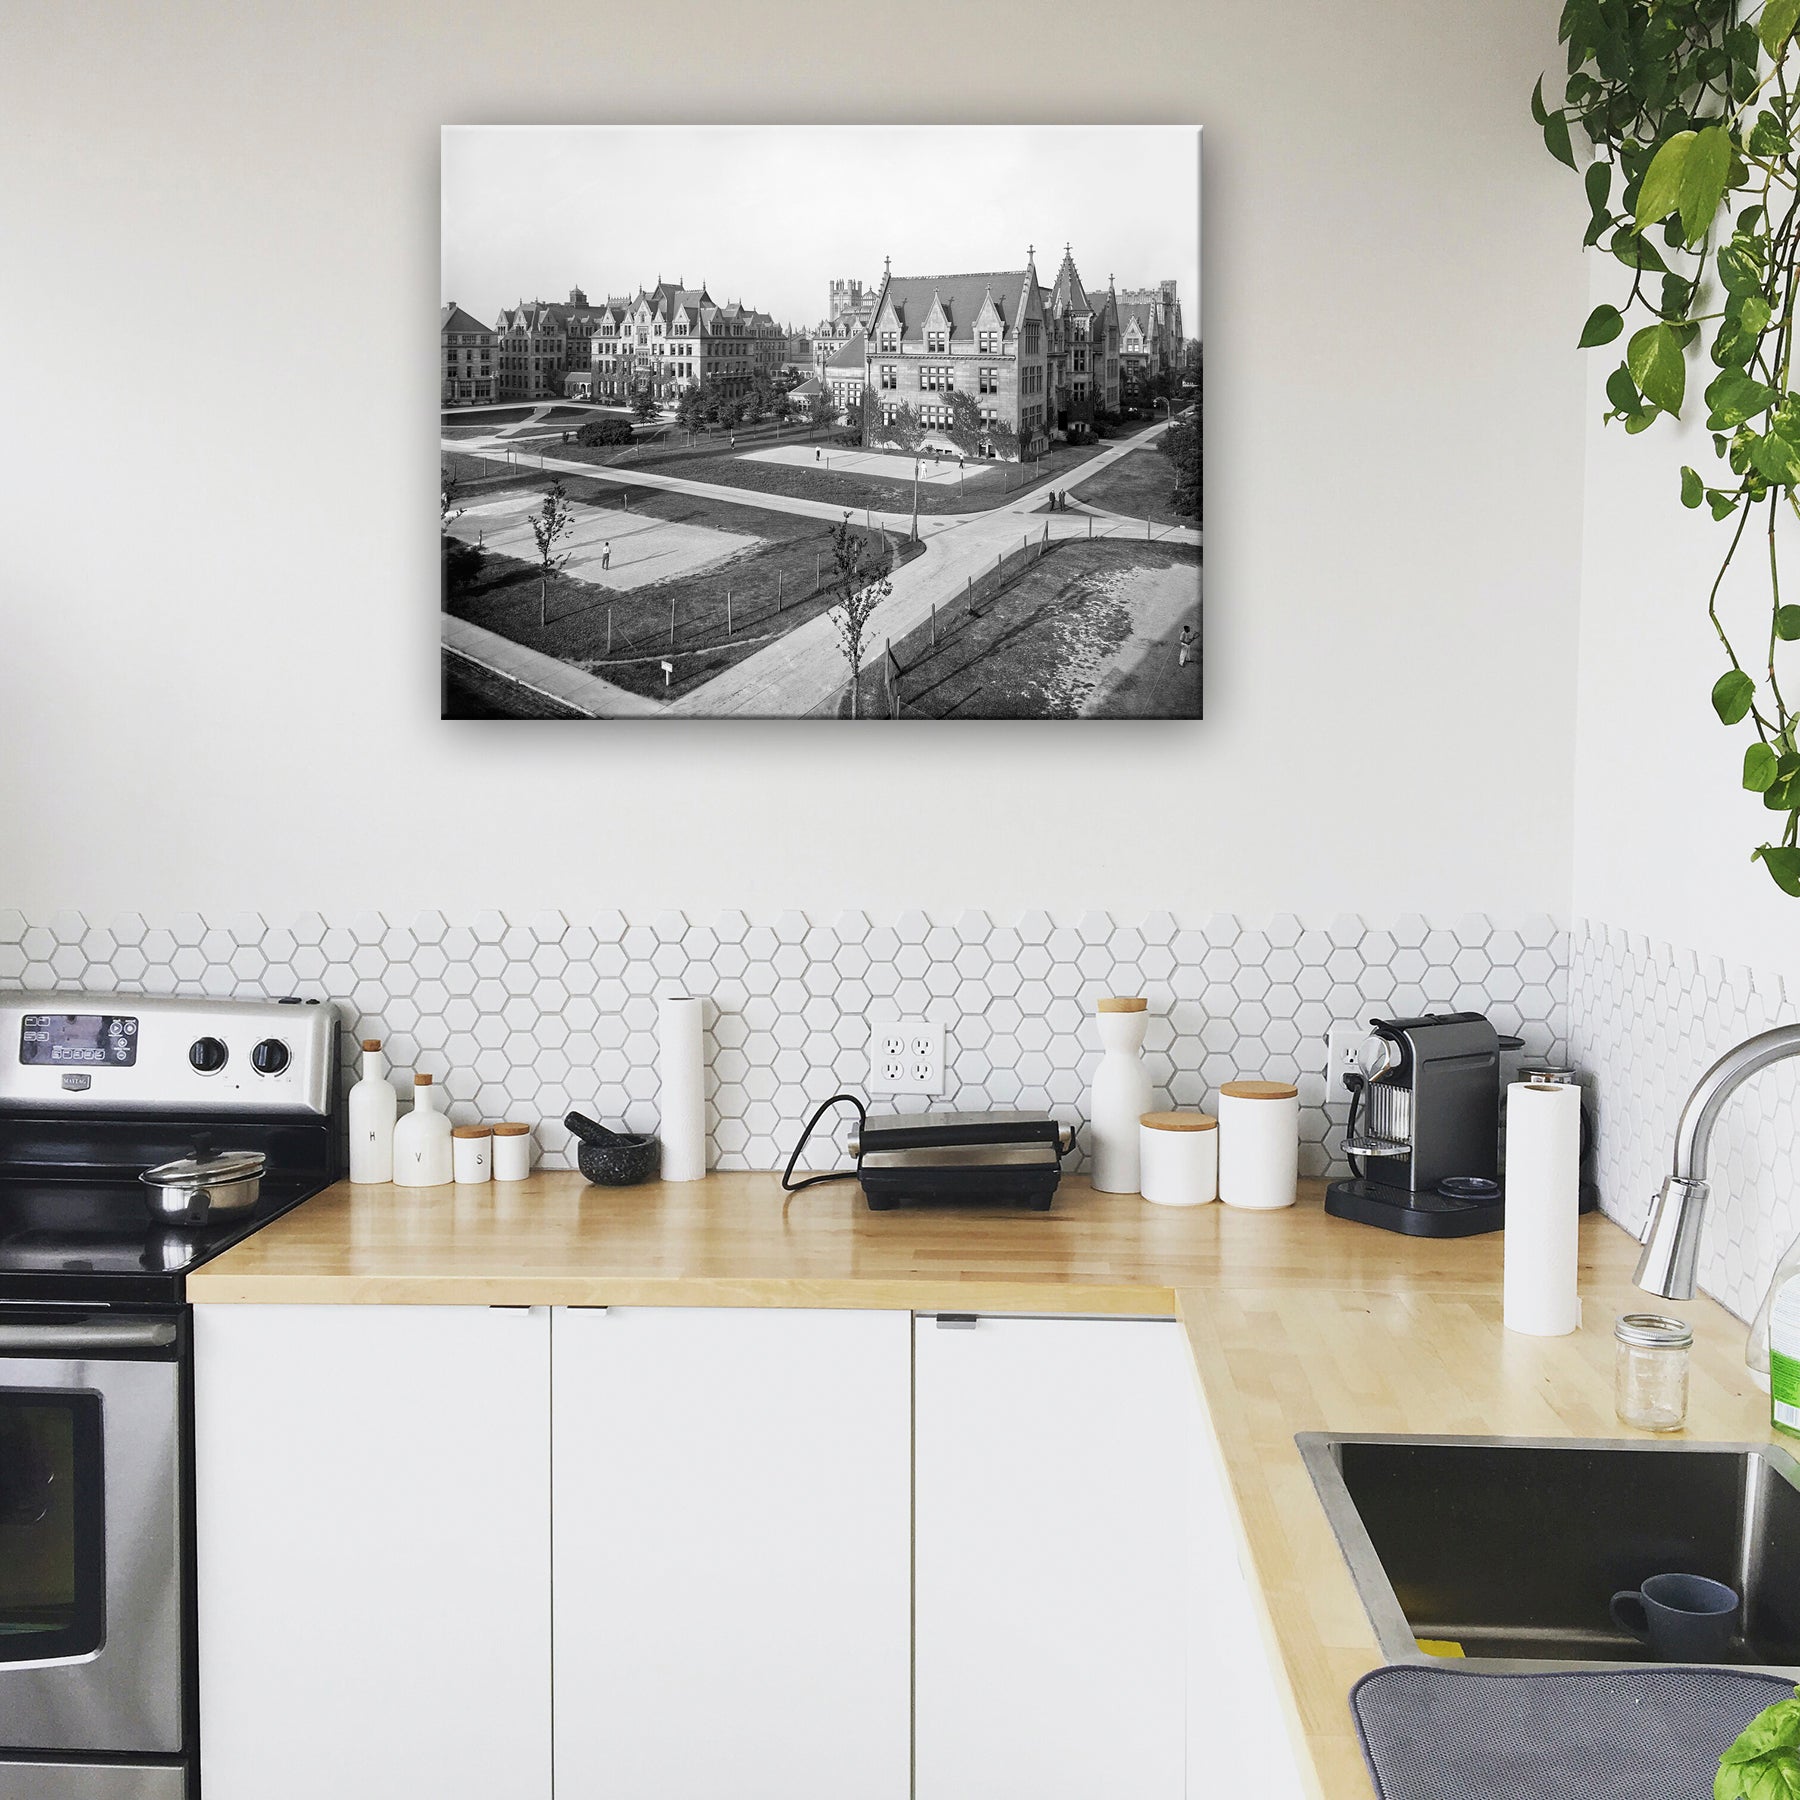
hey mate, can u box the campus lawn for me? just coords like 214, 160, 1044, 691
439, 405, 536, 429
842, 540, 1201, 720
1069, 440, 1198, 532
442, 476, 923, 702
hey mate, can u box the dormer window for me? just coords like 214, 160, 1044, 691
880, 329, 897, 354
978, 329, 998, 354
926, 329, 946, 353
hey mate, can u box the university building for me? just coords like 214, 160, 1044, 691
1116, 280, 1184, 395
440, 302, 497, 405
567, 280, 785, 403
858, 245, 1116, 459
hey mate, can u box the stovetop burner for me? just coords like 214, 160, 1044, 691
0, 1174, 328, 1302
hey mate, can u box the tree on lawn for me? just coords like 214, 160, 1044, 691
770, 389, 792, 422
883, 400, 924, 455
675, 381, 708, 432
945, 391, 984, 460
986, 417, 1021, 462
440, 469, 482, 598
631, 386, 660, 423
530, 479, 576, 628
441, 469, 464, 528
825, 516, 892, 721
1160, 416, 1200, 522
807, 388, 841, 432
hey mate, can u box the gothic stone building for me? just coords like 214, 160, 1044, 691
571, 281, 784, 403
1039, 246, 1120, 440
441, 302, 497, 405
1116, 279, 1184, 397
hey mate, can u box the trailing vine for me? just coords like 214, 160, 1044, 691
1539, 0, 1800, 892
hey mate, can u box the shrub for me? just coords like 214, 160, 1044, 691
577, 417, 635, 447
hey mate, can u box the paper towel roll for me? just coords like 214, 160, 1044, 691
657, 994, 706, 1183
1503, 1079, 1583, 1337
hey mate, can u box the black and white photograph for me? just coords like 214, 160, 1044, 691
441, 125, 1202, 720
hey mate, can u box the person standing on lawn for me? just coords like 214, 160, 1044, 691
601, 541, 611, 571
1178, 623, 1195, 667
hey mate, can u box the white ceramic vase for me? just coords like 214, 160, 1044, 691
1089, 999, 1152, 1194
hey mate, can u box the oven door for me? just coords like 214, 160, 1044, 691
0, 1313, 183, 1756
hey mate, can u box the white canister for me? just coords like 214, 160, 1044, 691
451, 1124, 493, 1185
1138, 1111, 1218, 1207
1089, 997, 1153, 1194
492, 1121, 533, 1182
1216, 1080, 1300, 1210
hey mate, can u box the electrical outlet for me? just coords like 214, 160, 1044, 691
1325, 1022, 1367, 1095
867, 1019, 945, 1096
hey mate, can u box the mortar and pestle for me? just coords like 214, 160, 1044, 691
564, 1111, 660, 1186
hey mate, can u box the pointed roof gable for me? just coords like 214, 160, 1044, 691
870, 269, 1036, 342
826, 331, 867, 371
441, 303, 492, 337
1050, 245, 1090, 317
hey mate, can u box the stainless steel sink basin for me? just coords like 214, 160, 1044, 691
1299, 1433, 1800, 1671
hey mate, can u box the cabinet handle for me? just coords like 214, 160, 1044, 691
935, 1314, 979, 1329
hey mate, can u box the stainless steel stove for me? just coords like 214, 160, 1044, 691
0, 992, 342, 1798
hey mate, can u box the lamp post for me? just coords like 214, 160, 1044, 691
911, 455, 920, 543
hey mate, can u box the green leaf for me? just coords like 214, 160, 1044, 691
1711, 489, 1744, 520
1606, 365, 1641, 413
1677, 126, 1733, 244
1628, 322, 1687, 414
1637, 130, 1695, 231
1613, 225, 1669, 273
1531, 74, 1550, 125
1720, 233, 1768, 294
1747, 1746, 1800, 1799
1706, 368, 1779, 430
1580, 303, 1624, 347
1750, 111, 1792, 158
1750, 427, 1800, 485
1741, 294, 1775, 333
1778, 605, 1800, 640
1747, 743, 1781, 791
1545, 109, 1576, 170
1585, 160, 1610, 215
1715, 668, 1758, 723
1762, 0, 1800, 59
1682, 465, 1705, 506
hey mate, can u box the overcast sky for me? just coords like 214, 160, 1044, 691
442, 126, 1200, 334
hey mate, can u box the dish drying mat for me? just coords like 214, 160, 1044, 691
1350, 1664, 1796, 1800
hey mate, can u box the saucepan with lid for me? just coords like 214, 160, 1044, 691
139, 1149, 266, 1225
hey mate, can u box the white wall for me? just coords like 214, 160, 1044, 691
0, 0, 1587, 924
1571, 251, 1800, 981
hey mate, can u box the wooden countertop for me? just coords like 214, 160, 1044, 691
190, 1172, 1776, 1799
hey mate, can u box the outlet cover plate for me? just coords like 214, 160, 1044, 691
867, 1019, 946, 1096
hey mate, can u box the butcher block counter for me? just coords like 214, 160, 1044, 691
188, 1172, 1775, 1799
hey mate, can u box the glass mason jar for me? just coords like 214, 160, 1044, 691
1614, 1312, 1694, 1432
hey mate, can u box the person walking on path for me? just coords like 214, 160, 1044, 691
601, 541, 612, 572
815, 446, 821, 463
1178, 622, 1196, 667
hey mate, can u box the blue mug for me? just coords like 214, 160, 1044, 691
1610, 1573, 1739, 1661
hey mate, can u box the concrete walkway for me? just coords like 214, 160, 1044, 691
442, 613, 666, 718
664, 422, 1192, 717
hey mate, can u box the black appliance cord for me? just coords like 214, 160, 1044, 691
781, 1092, 868, 1195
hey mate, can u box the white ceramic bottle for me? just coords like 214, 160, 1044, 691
347, 1037, 398, 1184
1089, 997, 1153, 1194
391, 1072, 453, 1188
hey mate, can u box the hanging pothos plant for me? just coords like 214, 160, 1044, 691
1538, 0, 1800, 893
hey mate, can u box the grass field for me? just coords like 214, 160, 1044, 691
845, 540, 1202, 719
440, 405, 535, 429
1069, 441, 1197, 531
443, 474, 923, 702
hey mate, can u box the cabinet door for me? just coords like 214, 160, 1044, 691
915, 1314, 1188, 1800
195, 1304, 551, 1800
552, 1306, 911, 1800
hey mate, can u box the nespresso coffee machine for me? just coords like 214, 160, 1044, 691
1325, 1012, 1515, 1237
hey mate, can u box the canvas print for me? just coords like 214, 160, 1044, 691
440, 126, 1201, 720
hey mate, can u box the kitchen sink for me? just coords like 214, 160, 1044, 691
1299, 1433, 1800, 1671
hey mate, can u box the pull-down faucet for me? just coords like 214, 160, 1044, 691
1634, 1024, 1800, 1299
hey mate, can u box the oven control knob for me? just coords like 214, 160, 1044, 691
189, 1037, 228, 1074
250, 1038, 290, 1077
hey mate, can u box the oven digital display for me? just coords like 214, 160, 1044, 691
19, 1014, 139, 1068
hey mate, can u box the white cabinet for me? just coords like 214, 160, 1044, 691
551, 1306, 912, 1800
194, 1304, 552, 1800
914, 1314, 1191, 1800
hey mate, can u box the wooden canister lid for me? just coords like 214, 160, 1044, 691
1219, 1079, 1298, 1101
1096, 996, 1148, 1013
413, 1072, 434, 1086
451, 1124, 493, 1139
361, 1038, 382, 1052
1140, 1111, 1217, 1133
491, 1121, 531, 1136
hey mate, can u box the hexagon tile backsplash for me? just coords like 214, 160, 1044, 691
1570, 919, 1800, 1323
0, 908, 1568, 1181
